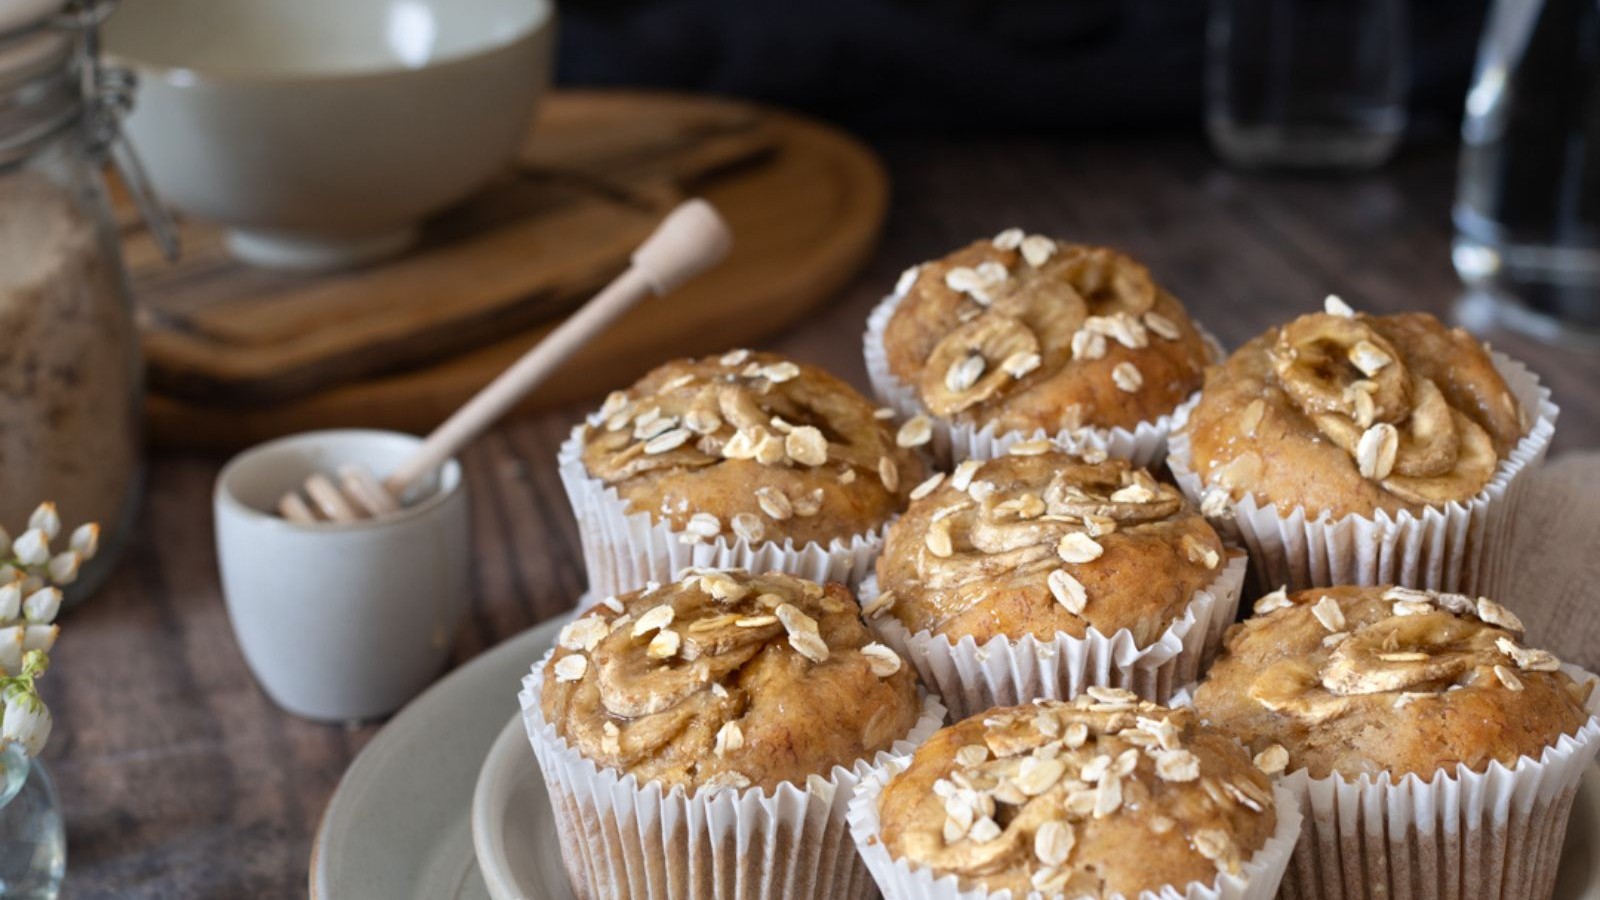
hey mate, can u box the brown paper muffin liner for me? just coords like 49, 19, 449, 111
1166, 351, 1557, 597
558, 424, 886, 598
520, 658, 947, 900
862, 289, 1216, 468
862, 553, 1246, 720
847, 755, 1304, 900
1274, 666, 1600, 900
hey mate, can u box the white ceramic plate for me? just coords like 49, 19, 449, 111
316, 610, 1600, 900
310, 613, 571, 900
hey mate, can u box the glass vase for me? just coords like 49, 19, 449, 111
0, 745, 64, 899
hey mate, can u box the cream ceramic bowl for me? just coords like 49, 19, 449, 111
104, 0, 555, 270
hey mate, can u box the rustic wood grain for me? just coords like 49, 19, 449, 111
44, 137, 1600, 899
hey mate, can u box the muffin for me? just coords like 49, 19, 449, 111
864, 231, 1215, 465
559, 350, 928, 595
1168, 296, 1555, 594
522, 569, 946, 900
848, 693, 1302, 900
1194, 585, 1600, 900
866, 445, 1245, 717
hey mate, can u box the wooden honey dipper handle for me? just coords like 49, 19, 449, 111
382, 199, 733, 497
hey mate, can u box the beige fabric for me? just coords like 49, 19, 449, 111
1504, 453, 1600, 672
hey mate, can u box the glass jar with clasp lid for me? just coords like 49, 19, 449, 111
0, 0, 175, 606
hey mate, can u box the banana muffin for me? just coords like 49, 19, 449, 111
539, 569, 923, 792
1168, 297, 1552, 594
562, 350, 927, 594
1178, 301, 1527, 518
525, 570, 943, 900
850, 693, 1298, 900
1194, 584, 1594, 780
868, 446, 1244, 715
1192, 585, 1600, 900
866, 232, 1213, 463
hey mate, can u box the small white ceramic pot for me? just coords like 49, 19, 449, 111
214, 429, 471, 722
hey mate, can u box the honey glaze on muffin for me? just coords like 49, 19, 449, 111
883, 232, 1211, 434
579, 350, 927, 546
1194, 584, 1594, 780
875, 445, 1227, 645
1183, 297, 1527, 517
540, 570, 922, 793
877, 692, 1278, 898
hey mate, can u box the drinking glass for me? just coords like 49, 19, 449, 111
1206, 0, 1410, 170
1454, 0, 1600, 342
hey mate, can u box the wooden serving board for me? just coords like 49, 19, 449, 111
123, 90, 888, 450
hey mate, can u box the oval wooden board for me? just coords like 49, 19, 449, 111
138, 91, 888, 450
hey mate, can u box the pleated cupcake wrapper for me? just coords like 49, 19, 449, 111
558, 424, 885, 598
846, 754, 1304, 900
520, 658, 948, 900
862, 290, 1188, 468
1275, 665, 1600, 900
1166, 350, 1557, 596
862, 552, 1245, 720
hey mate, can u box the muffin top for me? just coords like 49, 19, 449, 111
873, 446, 1227, 646
882, 232, 1212, 435
877, 693, 1278, 899
539, 569, 922, 793
1180, 298, 1527, 518
579, 350, 927, 546
1193, 585, 1593, 781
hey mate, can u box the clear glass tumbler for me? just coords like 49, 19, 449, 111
1206, 0, 1410, 170
1454, 0, 1600, 342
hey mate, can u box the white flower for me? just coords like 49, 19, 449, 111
46, 552, 79, 586
9, 530, 48, 567
0, 582, 19, 621
68, 524, 99, 561
2, 688, 51, 757
27, 504, 60, 541
23, 588, 59, 625
0, 630, 22, 676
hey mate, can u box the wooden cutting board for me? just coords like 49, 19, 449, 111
123, 90, 888, 450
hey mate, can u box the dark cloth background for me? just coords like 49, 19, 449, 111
554, 0, 1490, 137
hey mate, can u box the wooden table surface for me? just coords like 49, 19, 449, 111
45, 137, 1600, 898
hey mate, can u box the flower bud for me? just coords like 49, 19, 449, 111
23, 588, 59, 626
21, 626, 56, 654
0, 582, 19, 621
0, 629, 22, 676
26, 504, 59, 541
68, 523, 99, 561
45, 552, 79, 586
2, 688, 51, 757
9, 530, 48, 568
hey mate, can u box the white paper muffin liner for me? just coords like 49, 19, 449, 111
1166, 350, 1557, 596
862, 289, 1213, 467
1273, 665, 1600, 900
521, 656, 948, 900
847, 753, 1304, 900
863, 552, 1246, 720
558, 424, 885, 598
